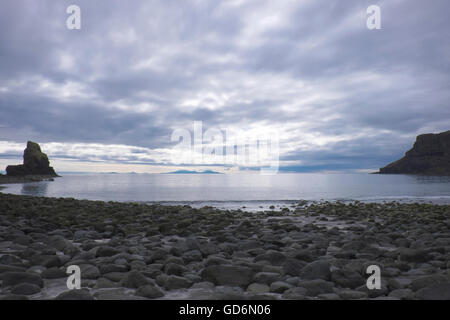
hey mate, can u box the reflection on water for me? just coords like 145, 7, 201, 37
21, 182, 48, 197
412, 175, 450, 184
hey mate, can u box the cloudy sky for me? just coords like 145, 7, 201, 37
0, 0, 449, 173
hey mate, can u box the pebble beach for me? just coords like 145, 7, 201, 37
0, 192, 449, 300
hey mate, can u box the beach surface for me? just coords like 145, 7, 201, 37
0, 192, 449, 300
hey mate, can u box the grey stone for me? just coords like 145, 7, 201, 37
201, 265, 254, 287
338, 290, 368, 300
253, 272, 281, 285
294, 250, 314, 262
318, 293, 341, 300
164, 262, 188, 276
0, 264, 26, 273
94, 289, 137, 300
99, 264, 129, 274
11, 283, 41, 295
0, 294, 29, 300
398, 248, 430, 263
0, 254, 23, 266
298, 279, 334, 296
415, 282, 450, 300
79, 264, 100, 279
247, 283, 270, 294
410, 274, 448, 291
331, 269, 365, 289
55, 289, 94, 300
281, 287, 308, 299
103, 272, 126, 282
94, 278, 119, 289
301, 261, 331, 281
254, 251, 286, 266
388, 289, 414, 300
96, 246, 121, 257
121, 271, 152, 288
1, 272, 43, 288
283, 258, 306, 276
41, 268, 67, 279
136, 284, 164, 299
163, 275, 193, 290
270, 281, 293, 293
183, 250, 203, 263
356, 281, 389, 298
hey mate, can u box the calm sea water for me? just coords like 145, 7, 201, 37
1, 173, 450, 211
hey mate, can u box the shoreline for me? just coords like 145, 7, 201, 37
0, 192, 449, 300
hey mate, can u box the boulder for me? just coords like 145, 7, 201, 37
398, 248, 430, 263
55, 289, 94, 300
270, 281, 293, 293
121, 271, 152, 288
410, 274, 448, 291
11, 283, 41, 295
253, 272, 281, 285
136, 284, 164, 299
300, 261, 331, 281
283, 258, 307, 276
96, 246, 121, 258
297, 279, 335, 296
246, 283, 270, 294
201, 265, 254, 287
1, 272, 43, 288
79, 264, 100, 279
254, 251, 287, 266
163, 275, 193, 290
415, 282, 450, 300
41, 268, 67, 279
331, 269, 366, 289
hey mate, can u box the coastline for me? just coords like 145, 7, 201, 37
0, 192, 449, 300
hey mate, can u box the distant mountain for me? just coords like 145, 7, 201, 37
165, 169, 222, 174
377, 130, 450, 175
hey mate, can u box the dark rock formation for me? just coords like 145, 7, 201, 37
378, 130, 450, 175
6, 141, 57, 176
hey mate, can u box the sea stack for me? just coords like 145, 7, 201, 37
378, 130, 450, 175
6, 141, 57, 176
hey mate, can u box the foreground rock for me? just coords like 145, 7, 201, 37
378, 130, 450, 175
0, 193, 448, 300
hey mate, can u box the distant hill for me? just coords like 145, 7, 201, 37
165, 169, 222, 174
377, 130, 450, 175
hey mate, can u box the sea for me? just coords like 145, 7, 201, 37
2, 173, 450, 211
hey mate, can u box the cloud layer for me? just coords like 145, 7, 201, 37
1, 0, 449, 172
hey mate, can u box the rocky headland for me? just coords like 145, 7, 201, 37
378, 130, 450, 175
0, 141, 58, 184
0, 193, 448, 300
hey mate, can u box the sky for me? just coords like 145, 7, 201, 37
0, 0, 449, 173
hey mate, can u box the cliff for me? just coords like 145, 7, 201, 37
378, 130, 450, 175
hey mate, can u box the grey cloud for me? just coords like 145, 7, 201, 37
0, 0, 449, 170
